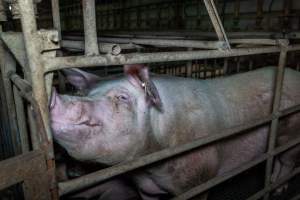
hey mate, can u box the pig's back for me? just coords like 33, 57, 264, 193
151, 67, 300, 173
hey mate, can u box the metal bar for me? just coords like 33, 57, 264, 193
61, 40, 122, 55
264, 42, 288, 200
64, 36, 225, 50
203, 0, 231, 49
51, 0, 61, 40
96, 30, 300, 39
82, 0, 99, 56
0, 150, 50, 200
98, 38, 225, 50
230, 39, 278, 45
44, 46, 286, 72
173, 154, 268, 200
17, 0, 51, 145
10, 74, 32, 99
17, 0, 57, 199
58, 104, 300, 195
13, 85, 30, 153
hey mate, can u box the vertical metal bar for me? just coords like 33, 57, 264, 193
17, 0, 58, 199
203, 0, 231, 49
51, 0, 62, 41
82, 0, 99, 56
17, 0, 52, 146
28, 108, 39, 150
263, 41, 288, 200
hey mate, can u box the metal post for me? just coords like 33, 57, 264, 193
263, 40, 288, 200
17, 0, 58, 199
17, 0, 52, 146
82, 0, 99, 56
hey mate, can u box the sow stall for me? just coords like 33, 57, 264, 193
0, 0, 300, 200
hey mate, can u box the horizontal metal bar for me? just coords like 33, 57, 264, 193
172, 154, 268, 200
0, 150, 45, 190
58, 104, 300, 196
44, 46, 283, 72
61, 40, 121, 55
230, 39, 278, 45
63, 35, 225, 49
98, 38, 226, 49
98, 31, 295, 39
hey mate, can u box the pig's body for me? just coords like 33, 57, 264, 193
51, 66, 300, 199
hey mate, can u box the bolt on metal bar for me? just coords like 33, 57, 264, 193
264, 44, 288, 200
58, 104, 300, 196
82, 0, 99, 56
203, 0, 231, 49
61, 40, 122, 55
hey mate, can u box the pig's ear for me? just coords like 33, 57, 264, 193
62, 68, 101, 90
124, 64, 163, 111
50, 88, 62, 109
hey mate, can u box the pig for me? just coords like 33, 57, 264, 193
50, 65, 300, 200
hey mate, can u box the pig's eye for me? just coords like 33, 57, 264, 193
117, 94, 130, 103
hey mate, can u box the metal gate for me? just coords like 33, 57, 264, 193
0, 0, 300, 200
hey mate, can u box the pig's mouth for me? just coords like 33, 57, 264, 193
51, 120, 103, 140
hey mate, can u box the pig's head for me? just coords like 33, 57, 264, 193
50, 65, 162, 165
